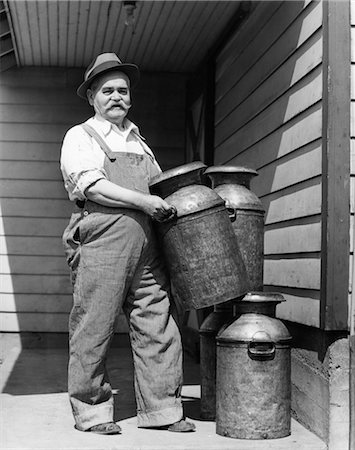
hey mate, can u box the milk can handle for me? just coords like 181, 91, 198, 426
226, 207, 236, 223
160, 205, 177, 222
248, 331, 275, 359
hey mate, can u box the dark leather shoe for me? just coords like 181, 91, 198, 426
167, 419, 196, 432
87, 422, 122, 435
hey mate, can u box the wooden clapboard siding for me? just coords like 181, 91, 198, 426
214, 0, 323, 327
0, 67, 186, 332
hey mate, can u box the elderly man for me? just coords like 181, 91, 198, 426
60, 53, 195, 435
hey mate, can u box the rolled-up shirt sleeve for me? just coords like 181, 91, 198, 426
60, 125, 107, 201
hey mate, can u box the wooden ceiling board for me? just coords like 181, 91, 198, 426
47, 0, 59, 66
6, 0, 242, 73
137, 1, 174, 67
168, 1, 217, 71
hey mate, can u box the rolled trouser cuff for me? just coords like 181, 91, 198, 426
137, 404, 183, 428
72, 402, 114, 431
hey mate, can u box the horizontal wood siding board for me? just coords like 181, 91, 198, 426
1, 293, 73, 313
215, 102, 322, 165
0, 198, 72, 218
0, 255, 68, 274
0, 236, 65, 256
0, 312, 129, 333
215, 0, 317, 101
275, 293, 320, 327
0, 142, 63, 161
262, 178, 322, 225
252, 142, 322, 198
0, 161, 62, 180
215, 66, 323, 149
0, 104, 91, 124
264, 257, 321, 290
264, 220, 322, 255
216, 10, 322, 125
0, 180, 67, 198
1, 274, 72, 294
0, 217, 68, 237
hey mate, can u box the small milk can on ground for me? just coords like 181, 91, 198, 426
216, 293, 291, 439
149, 161, 249, 310
205, 166, 264, 291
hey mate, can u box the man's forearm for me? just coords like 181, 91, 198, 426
85, 178, 149, 210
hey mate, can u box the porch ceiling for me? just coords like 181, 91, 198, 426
6, 0, 242, 73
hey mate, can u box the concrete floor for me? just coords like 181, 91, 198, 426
0, 333, 326, 450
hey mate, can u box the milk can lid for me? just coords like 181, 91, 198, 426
205, 165, 258, 176
242, 292, 285, 304
217, 313, 292, 344
149, 161, 207, 187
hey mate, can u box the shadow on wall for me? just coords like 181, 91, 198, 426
213, 0, 325, 344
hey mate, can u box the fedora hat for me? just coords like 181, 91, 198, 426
77, 53, 140, 99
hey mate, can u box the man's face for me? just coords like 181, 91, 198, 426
87, 71, 131, 125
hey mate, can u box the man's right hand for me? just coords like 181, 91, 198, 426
141, 195, 176, 222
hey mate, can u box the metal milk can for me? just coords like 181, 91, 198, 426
149, 161, 249, 310
205, 166, 265, 291
216, 292, 291, 439
199, 300, 234, 419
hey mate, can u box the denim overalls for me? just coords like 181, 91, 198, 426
62, 124, 183, 431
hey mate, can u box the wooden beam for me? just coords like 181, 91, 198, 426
321, 0, 351, 330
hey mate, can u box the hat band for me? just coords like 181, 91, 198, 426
86, 60, 128, 83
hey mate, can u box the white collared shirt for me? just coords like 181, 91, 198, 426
60, 115, 161, 201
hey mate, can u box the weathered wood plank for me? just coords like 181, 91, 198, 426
0, 86, 84, 104
0, 123, 71, 143
264, 221, 322, 255
215, 102, 322, 166
351, 176, 355, 214
0, 255, 68, 274
215, 67, 322, 149
262, 179, 322, 225
0, 104, 89, 124
0, 236, 65, 256
216, 12, 323, 124
0, 143, 61, 161
276, 292, 320, 328
321, 0, 351, 330
253, 143, 322, 197
0, 180, 67, 198
0, 217, 68, 237
1, 293, 72, 313
264, 258, 321, 290
0, 161, 63, 181
0, 274, 72, 294
0, 198, 72, 218
351, 26, 355, 62
0, 312, 129, 333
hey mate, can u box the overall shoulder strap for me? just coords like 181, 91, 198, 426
81, 123, 116, 161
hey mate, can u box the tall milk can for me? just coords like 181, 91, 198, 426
205, 166, 264, 291
216, 292, 291, 439
149, 161, 249, 310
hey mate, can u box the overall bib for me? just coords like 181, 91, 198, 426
62, 124, 183, 430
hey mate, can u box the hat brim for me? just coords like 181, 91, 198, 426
77, 63, 140, 99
